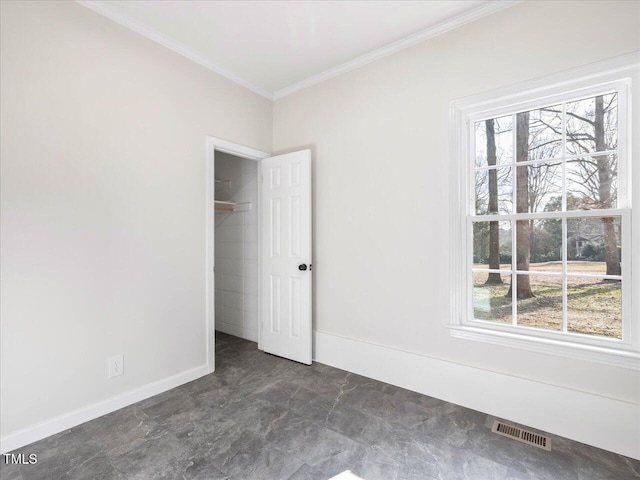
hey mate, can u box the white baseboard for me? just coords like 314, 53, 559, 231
313, 331, 640, 460
0, 364, 210, 454
4, 335, 638, 459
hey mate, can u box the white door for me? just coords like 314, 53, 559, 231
261, 150, 312, 364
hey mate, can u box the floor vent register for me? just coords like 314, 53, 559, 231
491, 420, 552, 451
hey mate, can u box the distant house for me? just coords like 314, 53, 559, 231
568, 233, 605, 256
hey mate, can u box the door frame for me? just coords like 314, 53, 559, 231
205, 136, 270, 373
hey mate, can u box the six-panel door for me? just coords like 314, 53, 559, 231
261, 150, 312, 364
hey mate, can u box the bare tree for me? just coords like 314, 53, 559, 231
565, 95, 620, 277
485, 119, 502, 284
594, 96, 621, 276
526, 162, 561, 214
507, 111, 534, 299
544, 96, 619, 276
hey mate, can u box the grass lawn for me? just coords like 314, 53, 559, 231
472, 262, 622, 339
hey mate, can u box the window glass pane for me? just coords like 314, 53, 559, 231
473, 273, 512, 323
524, 105, 563, 161
515, 162, 562, 213
475, 116, 512, 168
567, 217, 621, 275
475, 167, 512, 214
530, 219, 562, 267
567, 277, 621, 339
473, 221, 512, 269
466, 87, 626, 346
515, 274, 562, 331
566, 154, 617, 210
566, 93, 618, 155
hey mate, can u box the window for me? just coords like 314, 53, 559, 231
449, 55, 639, 369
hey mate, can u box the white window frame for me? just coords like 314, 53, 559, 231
449, 53, 640, 370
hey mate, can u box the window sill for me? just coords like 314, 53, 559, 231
448, 324, 640, 370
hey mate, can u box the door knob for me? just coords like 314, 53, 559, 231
298, 264, 308, 271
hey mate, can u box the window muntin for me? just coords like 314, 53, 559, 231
469, 89, 627, 343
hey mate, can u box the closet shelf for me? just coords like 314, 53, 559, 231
214, 178, 230, 184
215, 200, 252, 213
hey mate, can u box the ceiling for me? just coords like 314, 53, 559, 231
78, 1, 517, 99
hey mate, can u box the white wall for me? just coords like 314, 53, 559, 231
273, 0, 640, 457
0, 0, 271, 446
214, 152, 259, 341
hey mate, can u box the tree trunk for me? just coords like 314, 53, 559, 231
602, 217, 620, 276
507, 112, 534, 299
485, 119, 502, 285
594, 95, 621, 277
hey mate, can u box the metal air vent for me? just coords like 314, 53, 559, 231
491, 420, 551, 451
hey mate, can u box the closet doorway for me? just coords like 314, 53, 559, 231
205, 137, 312, 372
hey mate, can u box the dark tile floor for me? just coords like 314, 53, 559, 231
2, 333, 639, 480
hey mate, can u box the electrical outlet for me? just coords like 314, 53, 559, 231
108, 355, 124, 378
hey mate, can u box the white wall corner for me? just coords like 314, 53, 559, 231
75, 1, 273, 100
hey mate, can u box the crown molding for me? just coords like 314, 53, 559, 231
273, 0, 522, 100
76, 0, 274, 100
77, 0, 522, 102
